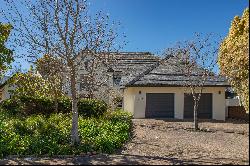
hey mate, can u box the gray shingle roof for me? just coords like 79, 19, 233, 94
0, 76, 10, 88
110, 52, 160, 86
78, 51, 229, 88
125, 56, 230, 87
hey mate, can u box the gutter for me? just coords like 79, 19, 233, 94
125, 84, 231, 88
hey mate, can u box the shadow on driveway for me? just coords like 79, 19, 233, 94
1, 154, 248, 165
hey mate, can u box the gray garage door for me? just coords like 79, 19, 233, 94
184, 93, 212, 119
145, 93, 174, 118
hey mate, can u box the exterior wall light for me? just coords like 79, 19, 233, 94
218, 91, 221, 94
139, 90, 141, 94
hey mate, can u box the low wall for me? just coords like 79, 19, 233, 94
226, 98, 240, 106
228, 106, 249, 121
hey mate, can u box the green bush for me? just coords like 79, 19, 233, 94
104, 108, 133, 122
57, 97, 71, 113
78, 98, 108, 118
1, 96, 108, 116
0, 96, 71, 115
0, 99, 20, 115
19, 95, 54, 115
0, 109, 132, 157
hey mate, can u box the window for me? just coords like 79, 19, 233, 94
80, 82, 85, 91
79, 74, 95, 92
113, 72, 122, 86
79, 74, 89, 91
225, 91, 238, 99
84, 59, 91, 69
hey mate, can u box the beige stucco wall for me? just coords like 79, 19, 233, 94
0, 84, 14, 101
124, 87, 226, 121
123, 88, 135, 116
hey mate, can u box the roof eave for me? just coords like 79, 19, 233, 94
0, 82, 8, 89
125, 84, 231, 88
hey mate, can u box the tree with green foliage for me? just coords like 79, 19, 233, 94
36, 54, 65, 112
9, 67, 51, 99
0, 23, 13, 77
218, 8, 249, 112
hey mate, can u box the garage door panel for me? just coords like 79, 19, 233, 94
184, 93, 212, 119
146, 93, 174, 118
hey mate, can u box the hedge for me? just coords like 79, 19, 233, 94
78, 98, 108, 118
0, 96, 108, 117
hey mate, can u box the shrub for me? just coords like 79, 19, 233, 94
0, 109, 132, 157
0, 96, 71, 115
78, 98, 108, 117
0, 99, 20, 115
19, 95, 54, 115
57, 97, 71, 113
78, 109, 132, 153
103, 108, 133, 123
1, 96, 109, 116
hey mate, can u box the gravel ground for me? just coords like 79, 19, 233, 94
119, 119, 249, 165
0, 119, 249, 165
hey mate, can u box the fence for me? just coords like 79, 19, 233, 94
228, 106, 249, 121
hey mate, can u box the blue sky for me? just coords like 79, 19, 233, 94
89, 0, 248, 53
1, 0, 249, 72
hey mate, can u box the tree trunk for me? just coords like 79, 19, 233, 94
70, 68, 80, 145
54, 91, 58, 113
193, 103, 199, 131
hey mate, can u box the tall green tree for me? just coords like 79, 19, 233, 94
218, 8, 249, 112
10, 69, 50, 99
0, 23, 13, 77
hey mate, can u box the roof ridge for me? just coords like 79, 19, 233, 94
125, 55, 173, 86
111, 51, 152, 54
125, 62, 159, 86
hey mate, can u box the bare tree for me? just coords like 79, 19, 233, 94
2, 0, 123, 144
164, 33, 220, 130
77, 51, 112, 99
77, 51, 123, 107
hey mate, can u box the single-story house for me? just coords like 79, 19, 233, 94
0, 52, 231, 121
121, 55, 230, 121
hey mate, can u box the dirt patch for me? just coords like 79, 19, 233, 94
120, 119, 249, 165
